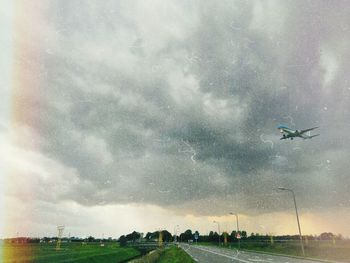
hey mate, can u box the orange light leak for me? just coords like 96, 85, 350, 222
2, 1, 47, 262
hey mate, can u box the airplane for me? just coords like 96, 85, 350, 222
278, 125, 320, 140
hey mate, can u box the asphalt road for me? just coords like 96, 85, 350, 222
179, 244, 323, 263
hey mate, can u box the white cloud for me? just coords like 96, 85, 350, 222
3, 197, 350, 238
250, 0, 286, 35
320, 48, 339, 87
1, 126, 81, 204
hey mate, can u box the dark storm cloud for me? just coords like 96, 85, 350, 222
20, 0, 350, 214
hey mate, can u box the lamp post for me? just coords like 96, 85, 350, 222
278, 187, 305, 257
229, 212, 240, 249
173, 225, 179, 243
213, 221, 221, 246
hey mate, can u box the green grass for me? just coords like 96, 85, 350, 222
130, 249, 162, 263
1, 242, 141, 263
157, 246, 195, 263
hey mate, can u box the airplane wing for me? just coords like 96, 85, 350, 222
299, 127, 319, 134
303, 134, 320, 139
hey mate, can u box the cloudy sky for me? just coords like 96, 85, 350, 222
1, 0, 350, 238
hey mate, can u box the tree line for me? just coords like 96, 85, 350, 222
2, 231, 343, 244
118, 229, 345, 245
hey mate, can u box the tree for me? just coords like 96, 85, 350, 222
179, 229, 193, 242
152, 231, 160, 240
320, 232, 334, 240
212, 232, 219, 243
125, 231, 141, 242
42, 237, 51, 242
208, 231, 214, 242
162, 230, 172, 242
145, 232, 152, 240
87, 236, 95, 242
230, 231, 237, 242
119, 235, 127, 247
336, 234, 343, 240
241, 231, 247, 239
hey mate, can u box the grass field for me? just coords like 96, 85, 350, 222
129, 245, 195, 263
1, 242, 141, 263
157, 246, 195, 263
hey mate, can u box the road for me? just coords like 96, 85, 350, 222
179, 244, 323, 263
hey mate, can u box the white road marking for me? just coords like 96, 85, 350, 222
189, 246, 252, 263
247, 257, 271, 262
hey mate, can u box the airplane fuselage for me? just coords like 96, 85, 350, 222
278, 125, 319, 140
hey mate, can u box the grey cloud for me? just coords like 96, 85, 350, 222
13, 0, 350, 215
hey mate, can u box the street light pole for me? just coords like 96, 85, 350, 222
173, 225, 179, 243
229, 212, 240, 249
213, 221, 221, 246
278, 187, 305, 257
230, 212, 241, 249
